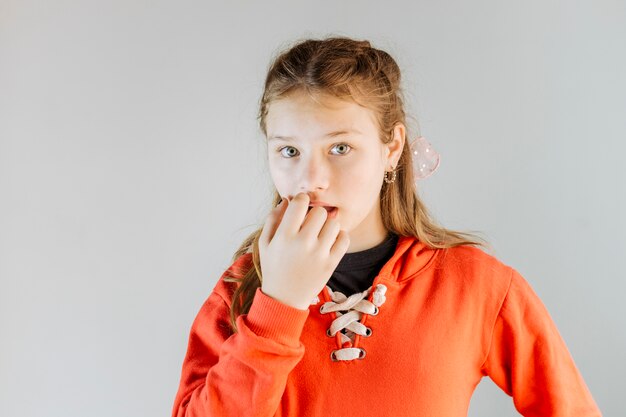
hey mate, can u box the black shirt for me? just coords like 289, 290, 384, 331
327, 233, 399, 295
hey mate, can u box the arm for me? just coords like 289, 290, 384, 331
171, 280, 310, 417
481, 268, 602, 417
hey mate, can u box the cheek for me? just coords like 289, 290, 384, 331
268, 159, 288, 185
350, 158, 383, 189
338, 166, 383, 209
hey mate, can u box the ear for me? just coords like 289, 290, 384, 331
384, 123, 406, 169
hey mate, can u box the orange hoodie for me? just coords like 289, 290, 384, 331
171, 236, 602, 417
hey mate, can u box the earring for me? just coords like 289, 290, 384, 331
384, 168, 397, 184
382, 135, 440, 185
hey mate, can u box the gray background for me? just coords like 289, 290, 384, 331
1, 1, 624, 416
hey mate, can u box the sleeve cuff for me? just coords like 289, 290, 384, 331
243, 287, 310, 347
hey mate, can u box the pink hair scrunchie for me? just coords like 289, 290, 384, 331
409, 136, 440, 180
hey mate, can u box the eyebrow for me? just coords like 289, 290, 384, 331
268, 129, 361, 141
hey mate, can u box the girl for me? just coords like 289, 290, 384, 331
171, 36, 601, 417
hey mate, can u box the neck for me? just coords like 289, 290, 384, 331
346, 212, 389, 253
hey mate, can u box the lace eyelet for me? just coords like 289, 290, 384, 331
330, 350, 338, 361
358, 348, 366, 359
371, 306, 379, 316
326, 328, 334, 337
364, 327, 372, 337
319, 305, 326, 314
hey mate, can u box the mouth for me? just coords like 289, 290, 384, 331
308, 206, 338, 217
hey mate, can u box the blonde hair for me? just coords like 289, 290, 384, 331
223, 36, 491, 333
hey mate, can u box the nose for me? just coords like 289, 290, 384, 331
298, 153, 329, 192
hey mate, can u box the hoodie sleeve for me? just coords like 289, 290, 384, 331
171, 278, 310, 417
480, 268, 602, 417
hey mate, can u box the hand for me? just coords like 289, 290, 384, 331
258, 192, 350, 310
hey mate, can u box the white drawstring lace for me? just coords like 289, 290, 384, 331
313, 284, 387, 361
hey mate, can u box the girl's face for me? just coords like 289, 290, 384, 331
265, 90, 405, 252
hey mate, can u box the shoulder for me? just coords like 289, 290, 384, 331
210, 252, 255, 307
435, 244, 514, 299
438, 244, 511, 274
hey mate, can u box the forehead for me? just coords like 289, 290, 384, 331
266, 91, 378, 139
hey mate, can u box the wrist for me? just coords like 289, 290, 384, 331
261, 287, 309, 311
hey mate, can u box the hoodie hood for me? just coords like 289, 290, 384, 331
376, 235, 440, 284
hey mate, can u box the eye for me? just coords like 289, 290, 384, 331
279, 146, 299, 158
330, 143, 352, 155
277, 143, 352, 158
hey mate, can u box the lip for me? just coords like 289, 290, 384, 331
307, 204, 338, 219
307, 201, 336, 212
308, 201, 333, 207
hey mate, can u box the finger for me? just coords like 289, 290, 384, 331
275, 192, 310, 237
329, 229, 350, 260
299, 206, 329, 237
259, 198, 288, 246
316, 216, 340, 250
